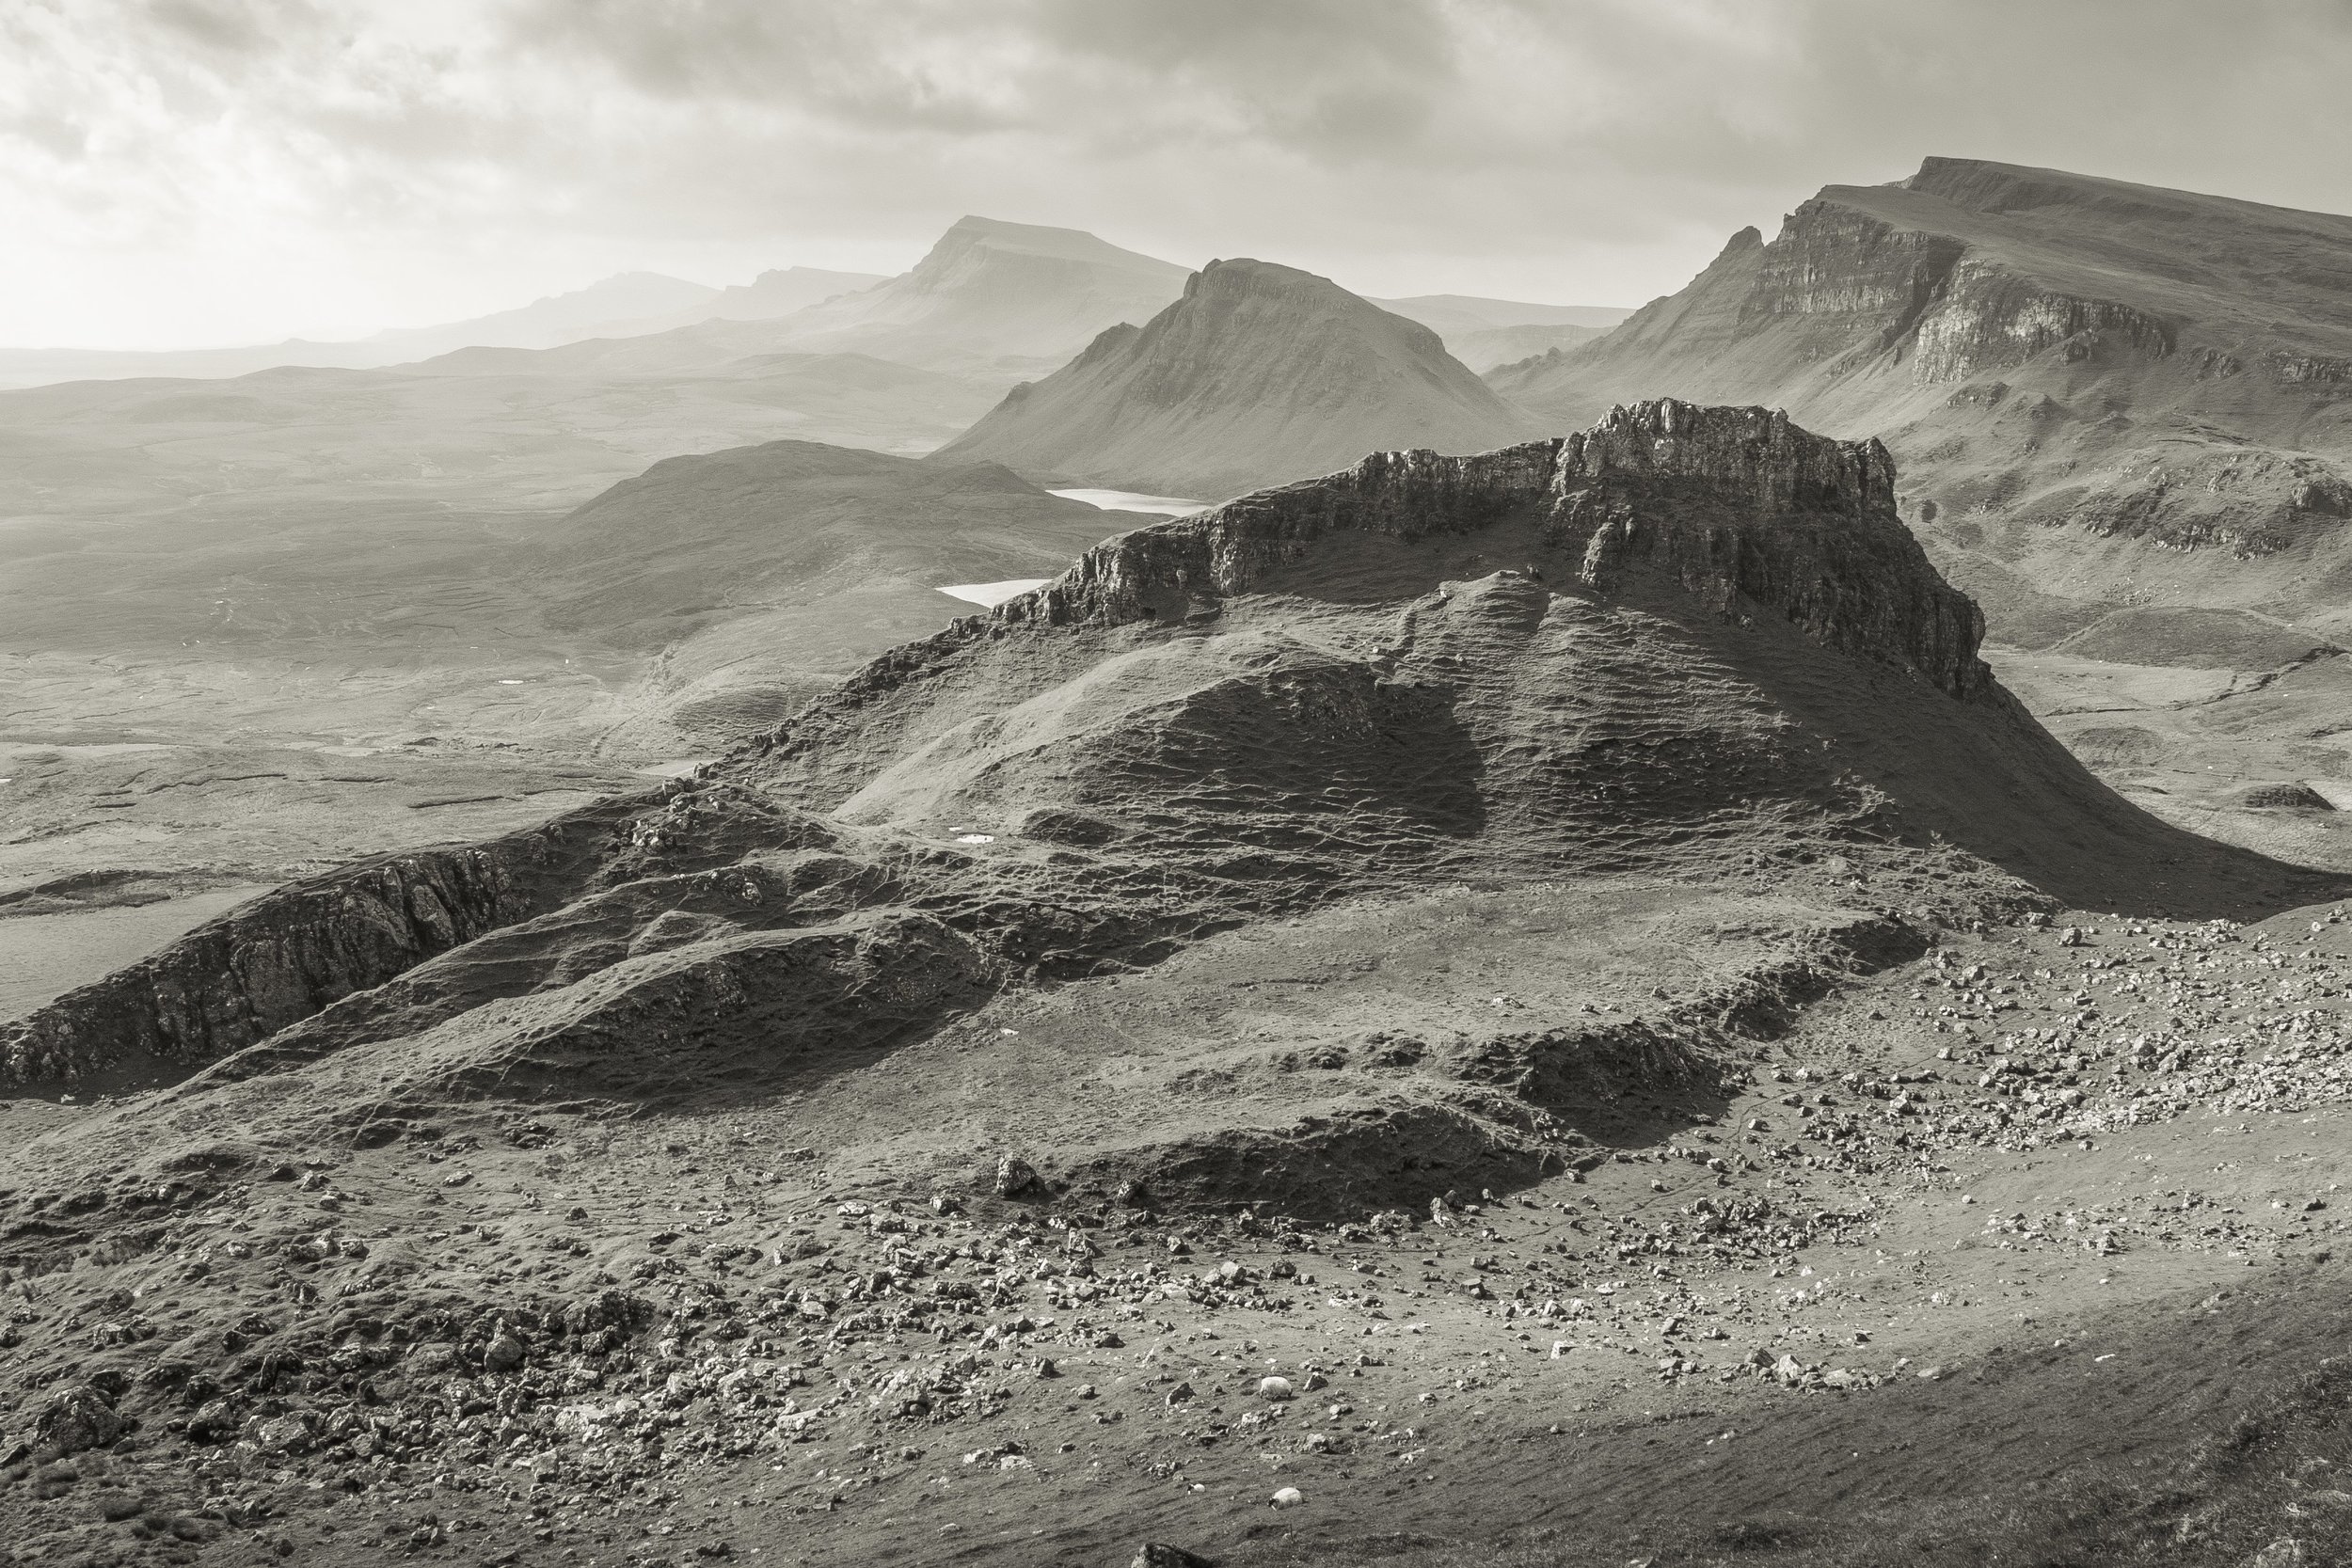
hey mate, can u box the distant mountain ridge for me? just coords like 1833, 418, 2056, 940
930, 257, 1542, 499
1371, 293, 1631, 335
365, 272, 723, 356
582, 267, 888, 339
1490, 155, 2352, 646
0, 266, 879, 389
747, 215, 1194, 380
0, 222, 1629, 394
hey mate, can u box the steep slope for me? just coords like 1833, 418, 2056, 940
1492, 158, 2352, 620
1490, 159, 2352, 853
929, 258, 1544, 499
754, 215, 1190, 380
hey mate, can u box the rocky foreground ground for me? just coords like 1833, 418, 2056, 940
9, 902, 2352, 1568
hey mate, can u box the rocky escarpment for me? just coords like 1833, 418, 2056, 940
0, 793, 658, 1087
1905, 252, 2172, 382
1498, 166, 2186, 418
1739, 198, 1967, 344
786, 401, 1984, 745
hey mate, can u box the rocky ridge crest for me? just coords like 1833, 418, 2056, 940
772, 400, 1980, 769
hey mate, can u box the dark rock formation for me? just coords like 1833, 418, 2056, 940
818, 402, 1980, 725
0, 794, 658, 1086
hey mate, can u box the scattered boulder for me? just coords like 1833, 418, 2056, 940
2243, 783, 2333, 811
1131, 1546, 1214, 1568
483, 1322, 528, 1374
246, 1411, 316, 1456
35, 1384, 123, 1454
994, 1155, 1041, 1197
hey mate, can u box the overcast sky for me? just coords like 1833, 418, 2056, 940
10, 0, 2352, 350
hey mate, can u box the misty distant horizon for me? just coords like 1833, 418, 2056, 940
13, 0, 2352, 352
0, 221, 1642, 358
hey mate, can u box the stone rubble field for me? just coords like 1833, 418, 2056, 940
8, 903, 2352, 1567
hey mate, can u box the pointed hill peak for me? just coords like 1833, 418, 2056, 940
930, 256, 1539, 499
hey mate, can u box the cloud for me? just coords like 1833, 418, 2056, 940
4, 0, 2351, 347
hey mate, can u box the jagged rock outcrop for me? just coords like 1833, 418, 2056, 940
0, 794, 657, 1086
834, 403, 1979, 713
929, 258, 1540, 499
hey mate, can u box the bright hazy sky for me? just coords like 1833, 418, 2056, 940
11, 0, 2352, 349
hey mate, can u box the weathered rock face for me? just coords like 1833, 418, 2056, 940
1500, 166, 2187, 411
0, 794, 657, 1086
1907, 253, 2171, 384
972, 400, 1983, 699
1740, 199, 1966, 339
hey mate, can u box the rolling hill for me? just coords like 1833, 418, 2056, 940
526, 439, 1152, 745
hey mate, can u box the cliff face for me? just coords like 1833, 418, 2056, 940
1499, 174, 2189, 415
968, 401, 1982, 699
929, 258, 1539, 499
0, 795, 656, 1086
1489, 157, 2352, 644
